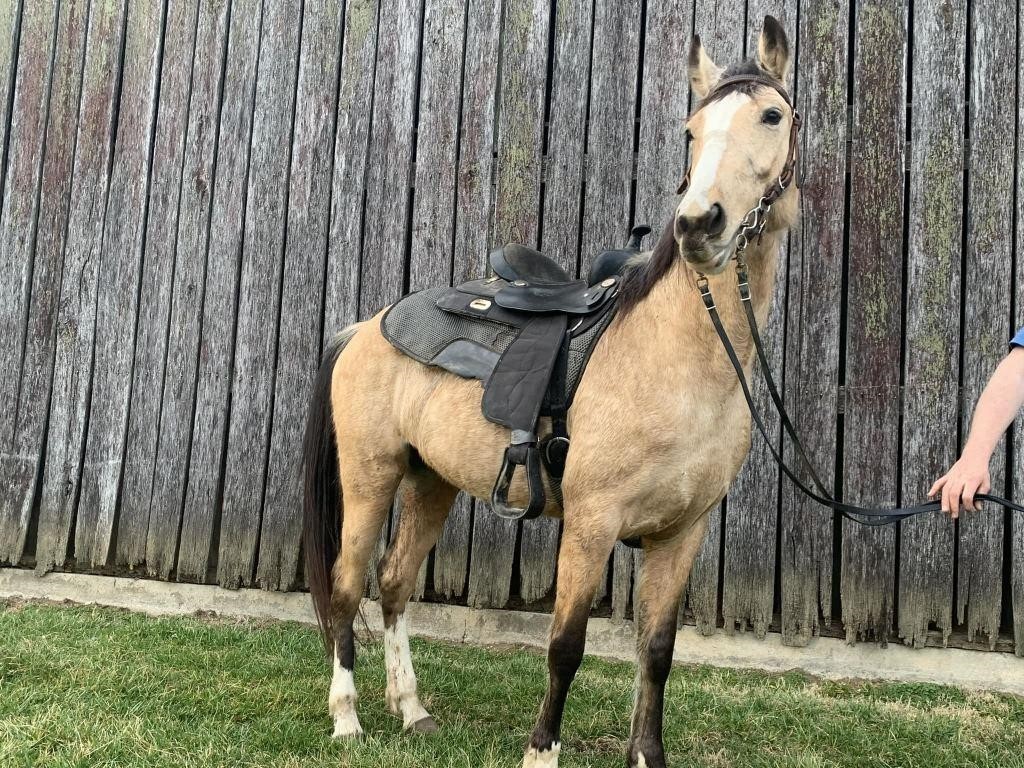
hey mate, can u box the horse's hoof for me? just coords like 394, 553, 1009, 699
409, 715, 438, 734
331, 729, 364, 742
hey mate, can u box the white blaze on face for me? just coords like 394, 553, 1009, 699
329, 651, 362, 738
678, 92, 747, 219
523, 742, 561, 768
384, 613, 432, 729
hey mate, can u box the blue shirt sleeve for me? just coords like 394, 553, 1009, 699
1012, 328, 1024, 349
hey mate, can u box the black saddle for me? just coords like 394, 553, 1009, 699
382, 225, 651, 520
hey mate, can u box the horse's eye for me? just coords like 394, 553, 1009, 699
762, 108, 783, 126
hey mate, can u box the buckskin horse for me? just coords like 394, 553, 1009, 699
303, 16, 799, 768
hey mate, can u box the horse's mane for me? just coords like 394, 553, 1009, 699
616, 218, 677, 316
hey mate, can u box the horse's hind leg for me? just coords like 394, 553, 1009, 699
329, 455, 405, 739
377, 467, 457, 732
627, 515, 709, 768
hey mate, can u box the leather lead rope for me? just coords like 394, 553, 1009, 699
696, 273, 1024, 525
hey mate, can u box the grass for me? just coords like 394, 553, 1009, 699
1, 604, 1023, 768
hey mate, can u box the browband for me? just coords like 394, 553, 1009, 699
696, 74, 794, 110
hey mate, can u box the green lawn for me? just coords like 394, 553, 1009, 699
1, 603, 1022, 767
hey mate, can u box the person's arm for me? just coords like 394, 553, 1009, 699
930, 346, 1024, 518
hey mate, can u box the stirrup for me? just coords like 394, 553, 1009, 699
491, 432, 546, 520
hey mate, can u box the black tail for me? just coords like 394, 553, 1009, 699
303, 327, 357, 650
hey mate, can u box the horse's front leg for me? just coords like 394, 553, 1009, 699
628, 513, 709, 767
523, 515, 618, 768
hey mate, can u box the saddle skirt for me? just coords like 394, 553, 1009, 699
379, 226, 650, 520
380, 285, 616, 412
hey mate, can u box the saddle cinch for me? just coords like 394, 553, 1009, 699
381, 225, 651, 520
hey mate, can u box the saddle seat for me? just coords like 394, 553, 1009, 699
381, 225, 652, 521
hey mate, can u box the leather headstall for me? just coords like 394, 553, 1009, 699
676, 74, 802, 208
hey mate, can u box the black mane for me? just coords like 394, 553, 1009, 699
616, 219, 678, 316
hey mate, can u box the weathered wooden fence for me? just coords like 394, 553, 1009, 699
1, 0, 1022, 655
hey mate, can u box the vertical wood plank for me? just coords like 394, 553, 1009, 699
957, 0, 1015, 647
176, 0, 263, 582
685, 0, 745, 634
323, 0, 378, 338
841, 0, 906, 643
432, 0, 501, 599
634, 0, 690, 233
582, 0, 641, 621
35, 0, 128, 573
466, 0, 549, 609
721, 2, 796, 638
115, 0, 201, 570
146, 0, 232, 579
358, 0, 422, 319
518, 0, 593, 606
76, 1, 165, 568
779, 0, 847, 646
217, 0, 302, 588
0, 1, 19, 188
401, 0, 467, 599
356, 0, 423, 599
0, 0, 59, 563
408, 0, 465, 293
897, 0, 965, 647
257, 0, 345, 591
1014, 0, 1024, 658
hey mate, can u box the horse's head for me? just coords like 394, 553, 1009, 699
675, 16, 799, 274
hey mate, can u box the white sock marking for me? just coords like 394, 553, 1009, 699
329, 651, 362, 738
384, 613, 432, 729
523, 742, 561, 768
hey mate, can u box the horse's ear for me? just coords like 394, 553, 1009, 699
688, 35, 722, 99
757, 16, 790, 83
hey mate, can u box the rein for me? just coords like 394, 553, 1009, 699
683, 74, 1024, 524
697, 263, 1024, 525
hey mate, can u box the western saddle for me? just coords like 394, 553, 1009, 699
382, 225, 651, 520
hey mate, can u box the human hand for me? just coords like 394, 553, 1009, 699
928, 451, 992, 519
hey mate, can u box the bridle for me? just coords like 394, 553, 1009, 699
685, 76, 1024, 525
677, 74, 803, 259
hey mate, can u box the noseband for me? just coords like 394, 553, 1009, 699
677, 74, 802, 257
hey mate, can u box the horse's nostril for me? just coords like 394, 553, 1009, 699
707, 203, 726, 236
675, 214, 690, 238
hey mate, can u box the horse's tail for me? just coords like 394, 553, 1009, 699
303, 324, 360, 650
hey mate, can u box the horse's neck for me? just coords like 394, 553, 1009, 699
621, 234, 780, 380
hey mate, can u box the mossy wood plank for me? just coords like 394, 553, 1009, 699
778, 0, 848, 646
957, 0, 1016, 648
402, 0, 468, 600
518, 0, 593, 607
433, 0, 502, 601
466, 0, 549, 610
897, 0, 965, 648
684, 0, 745, 634
841, 0, 906, 643
720, 1, 796, 640
581, 0, 642, 621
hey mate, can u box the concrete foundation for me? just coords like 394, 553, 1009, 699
2, 568, 1021, 696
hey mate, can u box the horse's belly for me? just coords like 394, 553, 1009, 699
402, 369, 561, 513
